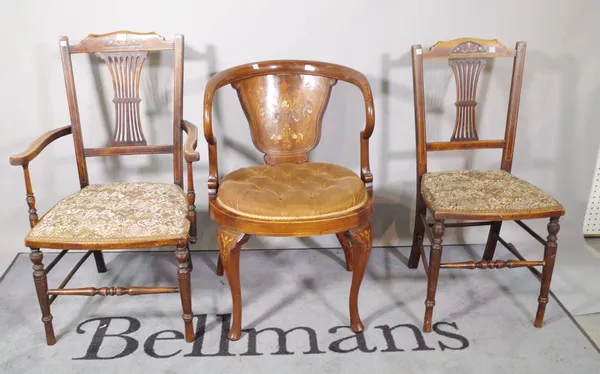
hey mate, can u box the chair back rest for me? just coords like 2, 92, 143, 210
205, 60, 374, 165
411, 38, 526, 176
59, 31, 185, 187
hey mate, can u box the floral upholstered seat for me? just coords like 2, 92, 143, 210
421, 170, 564, 218
25, 182, 190, 247
216, 163, 367, 220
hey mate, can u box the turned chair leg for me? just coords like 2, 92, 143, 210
218, 228, 249, 341
335, 232, 354, 271
188, 251, 194, 272
175, 243, 195, 342
186, 168, 198, 244
188, 210, 197, 244
92, 251, 107, 273
535, 217, 560, 328
30, 248, 56, 345
408, 199, 426, 269
423, 220, 445, 333
216, 254, 224, 276
346, 223, 373, 333
482, 221, 502, 261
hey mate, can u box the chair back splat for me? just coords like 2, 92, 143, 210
60, 31, 185, 187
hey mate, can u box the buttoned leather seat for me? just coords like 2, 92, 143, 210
216, 163, 367, 220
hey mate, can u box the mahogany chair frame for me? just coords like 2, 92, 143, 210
407, 38, 565, 332
9, 31, 200, 345
203, 60, 375, 340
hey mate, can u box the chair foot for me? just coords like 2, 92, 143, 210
347, 223, 372, 333
534, 297, 548, 328
175, 244, 195, 342
534, 217, 560, 328
351, 321, 365, 333
423, 301, 435, 333
30, 248, 56, 345
227, 329, 242, 341
218, 228, 249, 342
93, 251, 107, 273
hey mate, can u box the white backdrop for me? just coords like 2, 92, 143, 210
2, 0, 600, 313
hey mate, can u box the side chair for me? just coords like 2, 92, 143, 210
203, 60, 375, 340
8, 31, 200, 345
408, 38, 565, 332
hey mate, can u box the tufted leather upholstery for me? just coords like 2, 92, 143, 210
422, 170, 564, 215
217, 163, 367, 220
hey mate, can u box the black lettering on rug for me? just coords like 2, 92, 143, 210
375, 324, 435, 352
328, 326, 377, 353
73, 316, 140, 360
144, 330, 184, 358
184, 314, 235, 357
241, 326, 326, 356
71, 315, 471, 359
433, 322, 469, 351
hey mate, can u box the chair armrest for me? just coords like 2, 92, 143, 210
203, 73, 228, 198
182, 120, 200, 163
357, 76, 375, 191
9, 125, 73, 166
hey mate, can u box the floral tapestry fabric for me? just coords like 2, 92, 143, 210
421, 170, 564, 214
26, 182, 190, 245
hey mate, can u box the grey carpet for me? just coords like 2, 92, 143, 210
0, 246, 598, 373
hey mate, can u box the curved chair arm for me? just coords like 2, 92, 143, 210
8, 125, 72, 228
356, 76, 375, 191
181, 120, 200, 243
182, 120, 200, 163
9, 125, 73, 166
203, 74, 229, 199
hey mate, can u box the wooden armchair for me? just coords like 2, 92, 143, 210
203, 60, 375, 340
8, 31, 200, 345
408, 38, 565, 332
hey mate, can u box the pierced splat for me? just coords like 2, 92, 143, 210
100, 52, 148, 146
448, 58, 486, 141
233, 74, 337, 164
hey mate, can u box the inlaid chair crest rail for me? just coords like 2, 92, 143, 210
9, 31, 200, 345
408, 37, 565, 333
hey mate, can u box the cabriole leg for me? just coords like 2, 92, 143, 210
346, 223, 373, 332
335, 232, 354, 271
218, 228, 249, 341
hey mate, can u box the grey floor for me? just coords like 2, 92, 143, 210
1, 248, 599, 373
2, 241, 600, 358
574, 238, 600, 346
